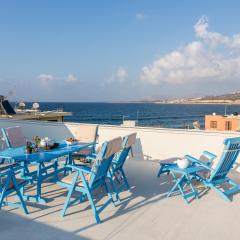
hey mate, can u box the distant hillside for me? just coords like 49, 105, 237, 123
201, 92, 240, 101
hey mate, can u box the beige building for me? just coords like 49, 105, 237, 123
205, 114, 240, 131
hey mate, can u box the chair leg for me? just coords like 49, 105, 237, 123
0, 175, 10, 210
85, 190, 101, 224
208, 183, 232, 202
79, 193, 86, 203
120, 169, 130, 191
167, 176, 184, 197
11, 175, 28, 214
61, 184, 76, 217
104, 182, 116, 207
109, 177, 120, 204
0, 189, 7, 210
15, 186, 28, 214
157, 165, 164, 177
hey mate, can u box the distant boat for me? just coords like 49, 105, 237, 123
0, 95, 71, 122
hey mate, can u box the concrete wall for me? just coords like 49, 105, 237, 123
0, 119, 239, 163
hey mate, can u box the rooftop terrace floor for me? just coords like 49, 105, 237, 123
1, 158, 240, 240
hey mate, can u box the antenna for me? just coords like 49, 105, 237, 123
122, 115, 128, 123
224, 104, 228, 116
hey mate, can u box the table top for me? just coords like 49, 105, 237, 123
166, 163, 206, 174
0, 141, 94, 163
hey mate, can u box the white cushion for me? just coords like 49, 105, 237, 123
66, 124, 98, 143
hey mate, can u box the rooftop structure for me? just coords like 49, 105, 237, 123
1, 119, 240, 239
205, 113, 240, 131
0, 96, 72, 122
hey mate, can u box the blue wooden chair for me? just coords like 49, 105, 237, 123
109, 133, 137, 199
0, 129, 29, 213
72, 125, 99, 160
2, 126, 49, 179
2, 126, 27, 149
185, 137, 240, 202
0, 163, 29, 214
58, 137, 122, 223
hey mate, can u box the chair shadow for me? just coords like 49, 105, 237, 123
72, 157, 182, 234
29, 158, 175, 223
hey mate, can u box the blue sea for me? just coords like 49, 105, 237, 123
23, 102, 240, 129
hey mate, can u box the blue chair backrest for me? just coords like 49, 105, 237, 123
88, 137, 122, 187
114, 133, 137, 169
0, 130, 7, 152
0, 130, 8, 164
2, 126, 26, 148
209, 137, 240, 181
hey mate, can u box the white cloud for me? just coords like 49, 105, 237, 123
66, 74, 78, 82
37, 74, 55, 85
115, 67, 128, 81
37, 73, 78, 86
141, 16, 240, 85
136, 12, 146, 20
194, 15, 240, 48
104, 67, 129, 87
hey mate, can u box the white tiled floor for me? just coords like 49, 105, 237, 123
1, 158, 240, 240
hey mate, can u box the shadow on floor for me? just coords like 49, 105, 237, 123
0, 210, 90, 240
4, 157, 240, 237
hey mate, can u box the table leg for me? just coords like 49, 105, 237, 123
167, 172, 199, 204
23, 162, 47, 203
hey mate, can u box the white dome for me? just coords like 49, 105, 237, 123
32, 102, 40, 109
18, 101, 26, 108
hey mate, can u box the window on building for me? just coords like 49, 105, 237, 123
210, 121, 217, 129
225, 121, 232, 130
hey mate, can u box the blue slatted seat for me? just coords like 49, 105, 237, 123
185, 137, 240, 201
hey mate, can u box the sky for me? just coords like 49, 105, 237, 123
1, 0, 240, 102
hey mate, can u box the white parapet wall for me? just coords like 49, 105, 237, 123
0, 119, 239, 163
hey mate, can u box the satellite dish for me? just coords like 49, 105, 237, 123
32, 102, 40, 110
18, 101, 26, 109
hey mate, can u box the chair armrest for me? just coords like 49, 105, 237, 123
202, 151, 217, 163
66, 164, 91, 174
185, 154, 212, 170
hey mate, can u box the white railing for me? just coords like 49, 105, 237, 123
0, 119, 239, 163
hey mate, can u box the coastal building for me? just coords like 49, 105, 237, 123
205, 113, 240, 131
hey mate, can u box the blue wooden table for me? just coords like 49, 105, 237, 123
0, 141, 94, 203
165, 164, 206, 203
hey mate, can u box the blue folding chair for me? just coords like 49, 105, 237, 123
58, 137, 122, 223
185, 137, 240, 202
2, 126, 49, 180
72, 125, 99, 160
0, 163, 29, 214
2, 126, 33, 176
0, 129, 29, 213
109, 133, 137, 199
